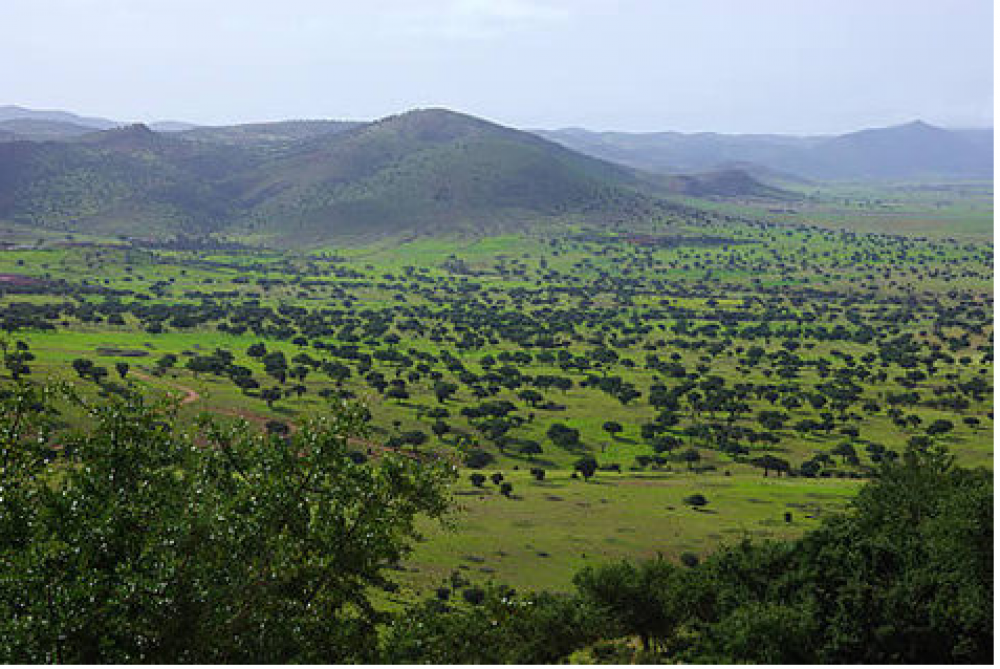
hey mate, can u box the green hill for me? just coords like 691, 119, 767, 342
232, 109, 672, 244
0, 108, 730, 246
661, 168, 793, 199
0, 124, 249, 236
538, 120, 993, 181
177, 119, 360, 147
0, 118, 98, 141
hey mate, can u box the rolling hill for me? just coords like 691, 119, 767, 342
660, 168, 793, 199
0, 124, 250, 236
796, 120, 993, 180
231, 109, 674, 243
0, 109, 699, 245
176, 120, 361, 147
0, 104, 120, 129
537, 121, 993, 181
0, 118, 99, 141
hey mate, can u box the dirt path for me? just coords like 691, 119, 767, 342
131, 371, 201, 406
127, 371, 449, 464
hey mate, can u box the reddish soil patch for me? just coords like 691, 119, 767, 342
0, 273, 41, 286
131, 371, 200, 405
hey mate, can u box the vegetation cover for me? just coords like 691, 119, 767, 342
0, 107, 991, 664
0, 383, 990, 663
0, 383, 453, 663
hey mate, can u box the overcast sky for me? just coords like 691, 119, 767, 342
1, 0, 993, 133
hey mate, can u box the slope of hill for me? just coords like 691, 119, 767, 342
232, 109, 671, 244
538, 121, 993, 181
0, 124, 251, 236
795, 121, 993, 179
535, 128, 824, 174
177, 120, 360, 147
0, 104, 120, 129
662, 168, 793, 199
0, 109, 694, 245
0, 118, 99, 141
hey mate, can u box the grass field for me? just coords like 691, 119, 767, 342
684, 179, 994, 239
0, 194, 992, 596
398, 469, 859, 596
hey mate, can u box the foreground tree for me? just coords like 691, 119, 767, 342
0, 384, 453, 663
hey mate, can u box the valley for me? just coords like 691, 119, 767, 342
0, 196, 991, 601
1, 0, 992, 660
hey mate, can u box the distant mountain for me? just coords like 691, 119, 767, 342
951, 127, 993, 154
796, 121, 992, 180
177, 120, 361, 147
230, 109, 672, 243
0, 105, 120, 130
535, 128, 823, 175
537, 121, 993, 181
662, 168, 793, 199
0, 123, 251, 236
0, 118, 96, 140
0, 109, 687, 245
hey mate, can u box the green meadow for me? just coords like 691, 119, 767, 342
0, 198, 992, 597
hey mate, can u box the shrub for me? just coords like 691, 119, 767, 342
683, 493, 708, 507
463, 448, 495, 469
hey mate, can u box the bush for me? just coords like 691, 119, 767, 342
462, 587, 486, 606
574, 456, 598, 481
463, 448, 495, 469
683, 493, 708, 507
680, 552, 700, 567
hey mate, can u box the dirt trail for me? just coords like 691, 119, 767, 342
131, 371, 201, 405
128, 372, 448, 463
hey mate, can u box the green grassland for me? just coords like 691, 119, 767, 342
685, 180, 994, 239
400, 469, 860, 596
0, 201, 992, 597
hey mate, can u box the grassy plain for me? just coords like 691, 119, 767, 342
0, 188, 992, 596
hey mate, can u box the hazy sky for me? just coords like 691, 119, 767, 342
2, 0, 993, 133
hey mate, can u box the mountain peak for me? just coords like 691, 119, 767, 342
898, 119, 939, 132
362, 108, 514, 144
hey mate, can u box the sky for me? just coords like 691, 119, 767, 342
1, 0, 993, 133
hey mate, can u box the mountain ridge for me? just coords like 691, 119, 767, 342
0, 108, 691, 246
1, 104, 989, 181
537, 120, 992, 180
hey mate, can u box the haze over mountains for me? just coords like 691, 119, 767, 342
537, 121, 993, 181
0, 108, 677, 246
0, 104, 990, 180
0, 104, 991, 246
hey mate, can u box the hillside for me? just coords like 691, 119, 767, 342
536, 128, 819, 176
177, 119, 361, 147
662, 168, 793, 199
796, 120, 993, 179
538, 121, 993, 181
0, 118, 98, 141
232, 109, 674, 243
0, 124, 250, 236
0, 104, 120, 129
0, 109, 693, 245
